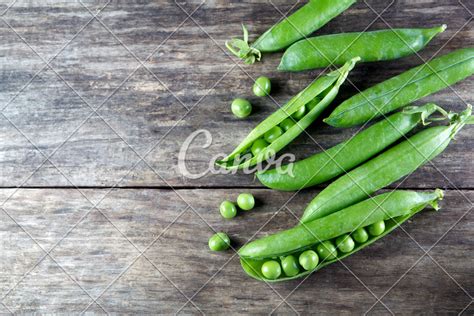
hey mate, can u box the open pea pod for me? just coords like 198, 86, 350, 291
239, 189, 443, 282
217, 57, 359, 170
256, 103, 448, 191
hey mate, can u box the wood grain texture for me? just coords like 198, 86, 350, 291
0, 189, 472, 314
0, 0, 472, 314
0, 0, 472, 188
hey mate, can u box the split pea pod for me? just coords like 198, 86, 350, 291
239, 190, 444, 282
217, 57, 359, 170
300, 105, 472, 224
226, 0, 355, 64
257, 103, 446, 191
325, 47, 474, 127
279, 25, 446, 71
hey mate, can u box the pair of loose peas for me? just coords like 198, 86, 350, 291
231, 76, 271, 118
220, 193, 255, 219
208, 193, 256, 252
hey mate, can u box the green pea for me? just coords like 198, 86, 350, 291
299, 250, 319, 271
352, 227, 369, 243
292, 105, 306, 120
335, 234, 355, 253
208, 232, 231, 251
368, 220, 385, 236
279, 118, 296, 131
231, 98, 252, 118
253, 76, 271, 97
264, 126, 283, 143
316, 241, 338, 261
261, 260, 281, 280
219, 200, 237, 219
251, 138, 269, 156
306, 97, 321, 112
237, 193, 255, 211
281, 255, 300, 277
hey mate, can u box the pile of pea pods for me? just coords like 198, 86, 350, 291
210, 0, 474, 282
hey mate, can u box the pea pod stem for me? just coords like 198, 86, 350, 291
324, 48, 474, 127
226, 0, 355, 64
256, 103, 447, 191
301, 105, 472, 224
279, 25, 446, 71
239, 190, 443, 282
217, 57, 359, 170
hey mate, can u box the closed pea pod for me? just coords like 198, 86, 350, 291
325, 47, 474, 127
279, 25, 446, 71
257, 103, 446, 191
217, 58, 359, 170
239, 190, 444, 282
300, 105, 472, 224
226, 0, 356, 64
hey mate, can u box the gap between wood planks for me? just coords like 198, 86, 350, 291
0, 186, 471, 190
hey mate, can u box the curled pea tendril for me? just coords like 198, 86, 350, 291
403, 103, 450, 125
225, 24, 262, 64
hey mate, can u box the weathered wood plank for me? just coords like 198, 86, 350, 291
0, 0, 472, 188
0, 188, 472, 314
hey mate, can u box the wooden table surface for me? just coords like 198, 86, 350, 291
0, 0, 472, 314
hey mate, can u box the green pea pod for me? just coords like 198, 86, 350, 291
257, 103, 447, 191
239, 189, 444, 282
325, 47, 474, 127
279, 25, 446, 71
226, 0, 355, 64
217, 57, 359, 170
301, 105, 472, 224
